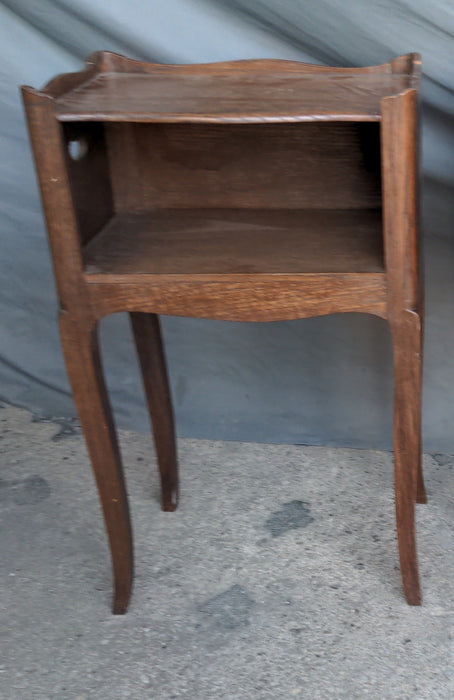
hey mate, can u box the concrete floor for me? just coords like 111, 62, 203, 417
1, 403, 454, 699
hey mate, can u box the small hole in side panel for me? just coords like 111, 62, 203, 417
68, 138, 88, 161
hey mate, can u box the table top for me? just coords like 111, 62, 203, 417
33, 52, 420, 123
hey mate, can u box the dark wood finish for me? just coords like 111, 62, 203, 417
130, 313, 179, 511
62, 122, 113, 246
389, 311, 422, 604
22, 87, 133, 614
59, 311, 133, 614
381, 87, 424, 604
20, 88, 85, 310
86, 275, 388, 323
83, 209, 384, 275
51, 58, 418, 123
22, 52, 424, 612
106, 123, 381, 211
416, 296, 427, 506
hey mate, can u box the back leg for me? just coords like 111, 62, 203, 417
416, 300, 426, 504
130, 313, 179, 511
390, 310, 423, 605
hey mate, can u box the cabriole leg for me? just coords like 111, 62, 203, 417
59, 311, 133, 614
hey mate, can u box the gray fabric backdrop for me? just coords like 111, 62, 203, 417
1, 1, 454, 450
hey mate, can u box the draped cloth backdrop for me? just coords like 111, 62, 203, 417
1, 0, 454, 449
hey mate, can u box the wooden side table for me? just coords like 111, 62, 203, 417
22, 52, 425, 613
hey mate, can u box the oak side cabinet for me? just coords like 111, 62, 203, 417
22, 52, 424, 613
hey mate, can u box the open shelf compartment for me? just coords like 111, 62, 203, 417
82, 208, 384, 279
64, 119, 384, 281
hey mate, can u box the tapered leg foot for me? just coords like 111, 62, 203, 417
59, 311, 133, 614
391, 310, 423, 605
130, 313, 179, 511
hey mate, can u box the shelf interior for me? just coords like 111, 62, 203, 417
82, 208, 384, 278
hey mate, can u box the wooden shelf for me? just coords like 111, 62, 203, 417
82, 208, 384, 279
54, 65, 416, 123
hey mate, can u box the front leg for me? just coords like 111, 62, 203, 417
59, 311, 133, 613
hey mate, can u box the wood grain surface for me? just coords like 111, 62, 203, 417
106, 122, 381, 211
54, 70, 415, 123
82, 208, 384, 276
